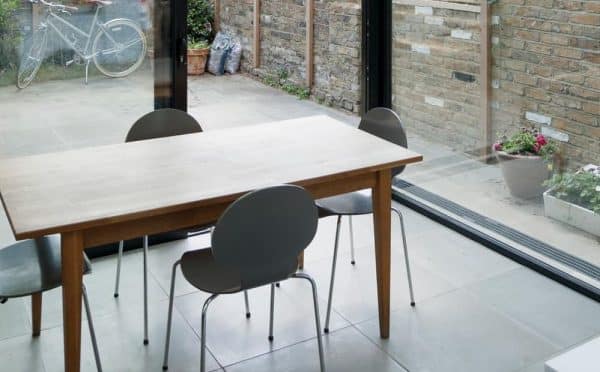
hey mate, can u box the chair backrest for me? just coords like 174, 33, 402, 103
211, 185, 318, 289
359, 107, 408, 177
126, 108, 203, 142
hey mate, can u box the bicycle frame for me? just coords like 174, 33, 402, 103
40, 4, 115, 61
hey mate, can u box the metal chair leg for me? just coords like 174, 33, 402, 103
200, 294, 219, 372
292, 273, 326, 372
349, 215, 356, 265
244, 290, 251, 318
324, 215, 342, 333
268, 284, 275, 341
392, 207, 416, 307
83, 284, 102, 372
162, 260, 180, 371
143, 235, 149, 345
113, 240, 124, 298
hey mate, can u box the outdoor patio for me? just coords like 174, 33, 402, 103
0, 73, 599, 371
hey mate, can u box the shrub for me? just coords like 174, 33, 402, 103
545, 169, 600, 214
493, 127, 558, 162
0, 0, 20, 72
187, 0, 214, 44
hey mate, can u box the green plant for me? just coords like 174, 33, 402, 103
545, 171, 600, 214
262, 68, 310, 100
188, 39, 210, 49
187, 0, 214, 43
0, 0, 20, 73
493, 127, 558, 162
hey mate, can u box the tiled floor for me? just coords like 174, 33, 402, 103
0, 205, 599, 371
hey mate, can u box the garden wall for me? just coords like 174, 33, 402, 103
217, 0, 362, 113
392, 0, 599, 166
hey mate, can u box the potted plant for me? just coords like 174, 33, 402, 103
543, 165, 600, 236
187, 39, 210, 75
492, 127, 558, 199
187, 0, 213, 75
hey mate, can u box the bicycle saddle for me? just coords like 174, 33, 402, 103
87, 0, 112, 5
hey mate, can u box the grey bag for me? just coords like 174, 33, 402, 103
207, 32, 231, 75
224, 38, 242, 74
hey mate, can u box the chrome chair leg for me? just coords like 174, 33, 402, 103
392, 207, 416, 306
244, 290, 251, 318
143, 235, 149, 345
292, 273, 326, 372
349, 215, 356, 265
268, 284, 275, 341
324, 215, 342, 333
162, 260, 180, 371
83, 284, 103, 372
113, 240, 124, 298
200, 294, 219, 372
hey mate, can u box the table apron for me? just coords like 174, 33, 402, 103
81, 172, 377, 248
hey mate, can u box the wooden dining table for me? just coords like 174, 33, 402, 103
0, 115, 422, 371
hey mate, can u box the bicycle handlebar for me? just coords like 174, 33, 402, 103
31, 0, 78, 12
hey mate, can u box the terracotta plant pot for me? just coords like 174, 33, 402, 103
187, 48, 209, 75
495, 151, 550, 199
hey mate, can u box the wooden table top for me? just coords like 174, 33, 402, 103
0, 115, 422, 240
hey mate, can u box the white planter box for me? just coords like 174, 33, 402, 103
543, 190, 600, 237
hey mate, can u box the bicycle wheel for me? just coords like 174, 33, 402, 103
17, 30, 48, 89
92, 19, 147, 78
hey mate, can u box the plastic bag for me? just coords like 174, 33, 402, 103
224, 37, 242, 74
207, 32, 231, 75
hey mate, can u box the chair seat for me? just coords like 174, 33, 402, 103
180, 248, 242, 294
317, 189, 373, 216
0, 236, 91, 298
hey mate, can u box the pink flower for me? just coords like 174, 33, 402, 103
493, 142, 502, 151
536, 134, 547, 147
533, 143, 541, 153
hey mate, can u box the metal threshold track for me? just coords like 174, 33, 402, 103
393, 179, 600, 302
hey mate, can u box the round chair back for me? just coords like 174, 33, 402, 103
359, 107, 408, 176
211, 185, 318, 289
126, 108, 202, 142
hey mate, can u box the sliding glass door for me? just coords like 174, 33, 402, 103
388, 0, 599, 297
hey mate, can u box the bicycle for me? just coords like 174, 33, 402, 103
17, 0, 147, 89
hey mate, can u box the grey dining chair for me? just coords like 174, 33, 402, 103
162, 185, 326, 372
113, 108, 251, 345
317, 107, 416, 333
0, 236, 102, 371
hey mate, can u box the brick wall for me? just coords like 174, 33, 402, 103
391, 0, 599, 166
218, 0, 362, 113
491, 0, 599, 166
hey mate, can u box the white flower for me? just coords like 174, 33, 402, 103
596, 186, 600, 192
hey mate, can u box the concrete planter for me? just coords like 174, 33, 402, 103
495, 151, 550, 199
543, 190, 600, 237
187, 48, 209, 75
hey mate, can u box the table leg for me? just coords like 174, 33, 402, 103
32, 292, 42, 337
372, 170, 391, 339
61, 231, 84, 372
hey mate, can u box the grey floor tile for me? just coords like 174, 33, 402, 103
302, 245, 456, 325
0, 333, 45, 372
467, 267, 600, 349
225, 326, 408, 372
174, 283, 350, 367
0, 297, 31, 341
356, 289, 559, 372
24, 250, 168, 331
39, 299, 221, 372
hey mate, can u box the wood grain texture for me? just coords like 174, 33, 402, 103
393, 0, 480, 13
32, 293, 42, 337
253, 0, 260, 68
306, 0, 314, 88
372, 170, 392, 339
0, 116, 422, 240
61, 232, 84, 372
480, 0, 492, 159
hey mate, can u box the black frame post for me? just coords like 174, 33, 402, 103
361, 0, 392, 114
